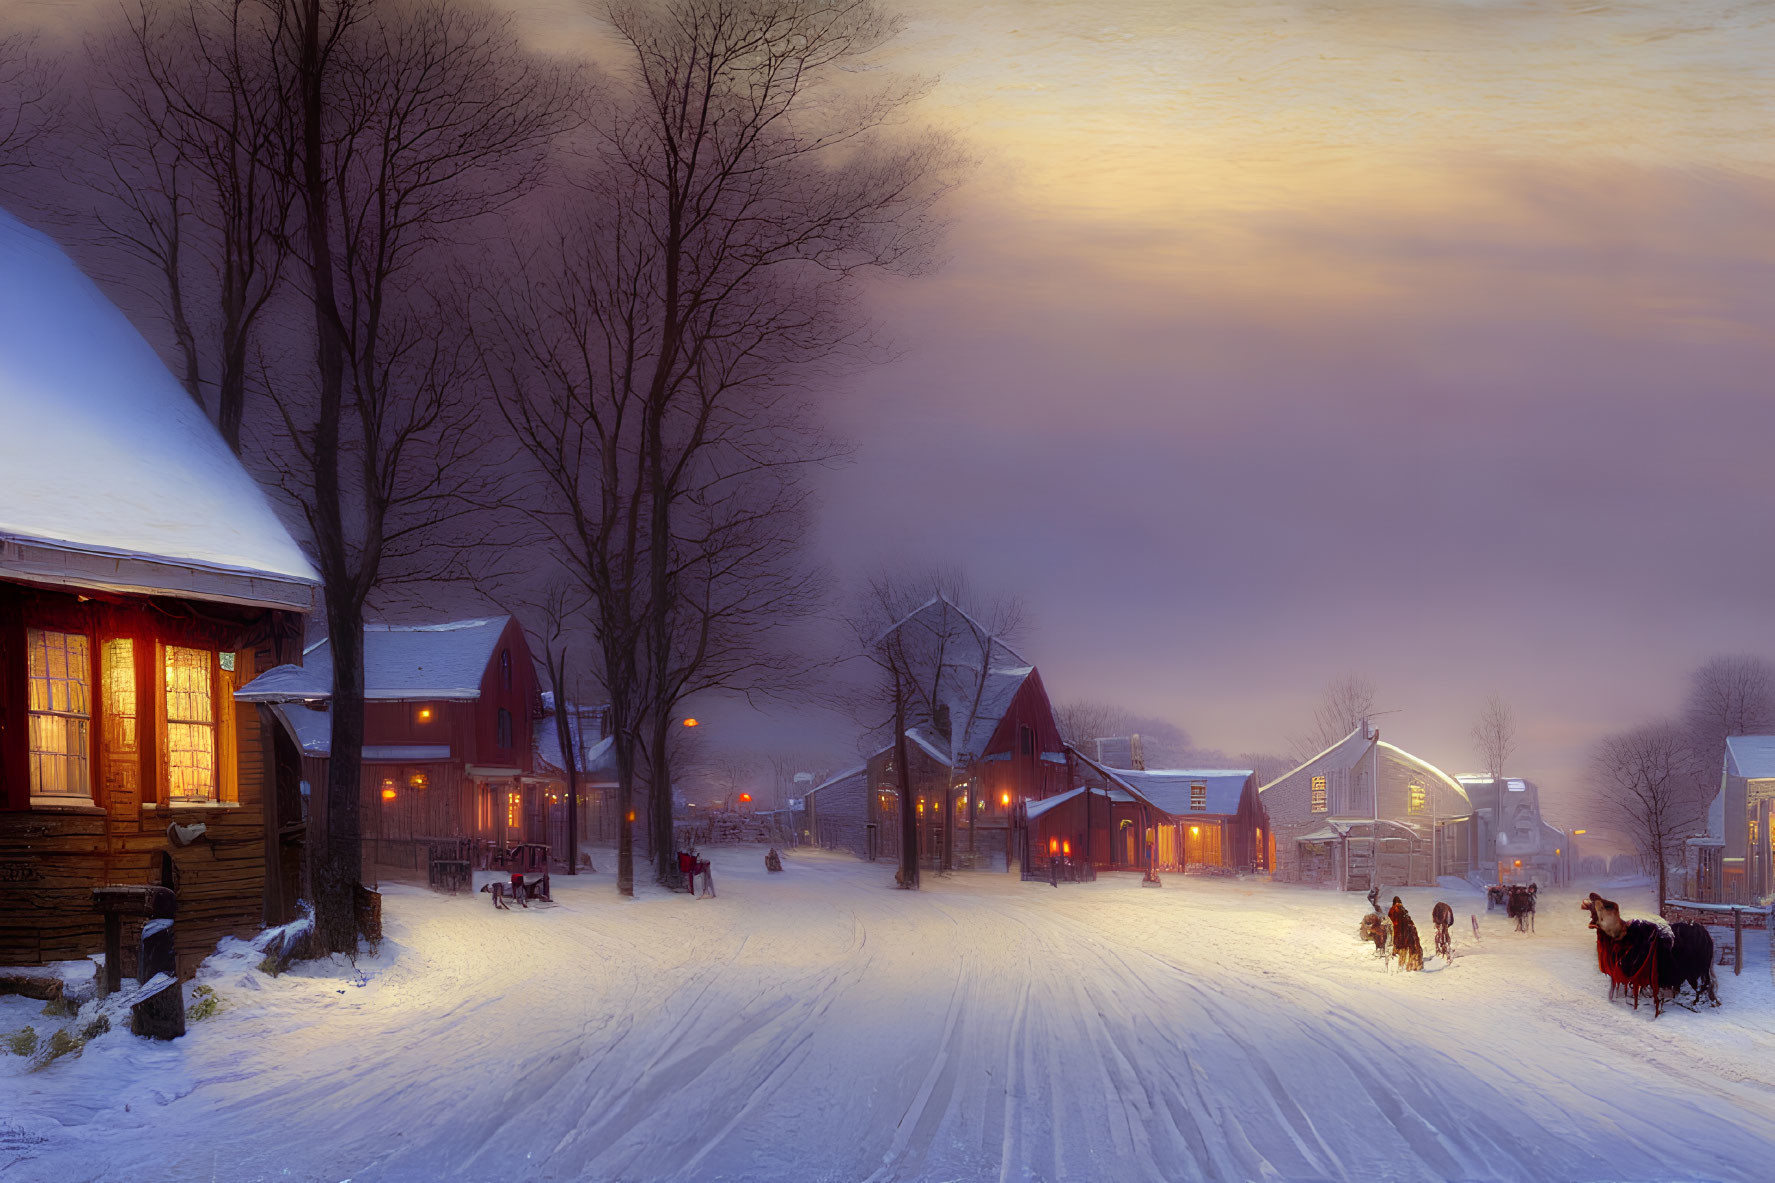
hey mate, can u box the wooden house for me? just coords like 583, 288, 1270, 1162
236, 617, 550, 879
1259, 726, 1473, 889
812, 598, 1069, 871
1455, 775, 1570, 887
0, 208, 317, 977
1036, 754, 1268, 875
1685, 736, 1775, 903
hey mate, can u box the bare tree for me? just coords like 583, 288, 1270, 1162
1291, 673, 1377, 764
486, 0, 952, 890
0, 30, 59, 170
1590, 720, 1703, 914
1053, 700, 1196, 767
1683, 654, 1775, 788
61, 1, 298, 450
1471, 691, 1517, 780
273, 0, 575, 950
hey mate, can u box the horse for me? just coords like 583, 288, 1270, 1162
1506, 883, 1538, 933
1431, 901, 1455, 959
1580, 892, 1718, 1017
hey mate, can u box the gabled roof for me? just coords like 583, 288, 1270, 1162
0, 209, 317, 609
237, 617, 512, 702
1257, 727, 1375, 794
533, 709, 616, 779
958, 664, 1034, 757
806, 764, 867, 796
905, 727, 954, 768
1376, 741, 1468, 803
1725, 735, 1775, 779
269, 703, 452, 762
1025, 784, 1133, 821
1101, 768, 1253, 816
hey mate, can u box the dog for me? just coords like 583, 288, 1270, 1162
1581, 892, 1718, 1017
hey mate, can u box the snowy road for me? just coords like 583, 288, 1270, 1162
5, 848, 1775, 1182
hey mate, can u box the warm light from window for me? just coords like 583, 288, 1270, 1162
1048, 837, 1059, 854
1190, 826, 1200, 835
1061, 839, 1071, 857
1000, 792, 1010, 807
418, 707, 432, 722
626, 810, 636, 822
408, 771, 429, 791
1514, 859, 1522, 868
1573, 829, 1587, 835
382, 788, 397, 801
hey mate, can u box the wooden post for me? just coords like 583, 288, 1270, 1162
1734, 906, 1744, 976
101, 913, 122, 996
257, 704, 286, 927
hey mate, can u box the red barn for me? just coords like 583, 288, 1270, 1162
237, 617, 557, 879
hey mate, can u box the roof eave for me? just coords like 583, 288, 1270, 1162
3, 532, 316, 612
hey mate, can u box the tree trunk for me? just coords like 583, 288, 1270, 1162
612, 708, 635, 898
549, 651, 579, 875
298, 0, 358, 954
650, 712, 674, 884
894, 674, 918, 890
319, 597, 364, 953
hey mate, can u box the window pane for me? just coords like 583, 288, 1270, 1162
164, 646, 215, 799
167, 722, 216, 799
164, 646, 213, 724
27, 630, 91, 798
104, 638, 137, 752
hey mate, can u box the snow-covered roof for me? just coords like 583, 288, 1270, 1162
237, 617, 511, 702
533, 710, 615, 780
1024, 785, 1133, 822
806, 764, 866, 796
1257, 727, 1375, 793
0, 208, 317, 609
1376, 742, 1469, 803
1725, 735, 1775, 780
958, 665, 1034, 756
1101, 769, 1253, 816
905, 727, 954, 768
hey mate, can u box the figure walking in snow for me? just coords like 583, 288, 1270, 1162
1388, 896, 1424, 972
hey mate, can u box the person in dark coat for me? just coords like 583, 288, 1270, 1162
1388, 896, 1424, 971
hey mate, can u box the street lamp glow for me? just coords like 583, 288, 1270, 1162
682, 718, 698, 728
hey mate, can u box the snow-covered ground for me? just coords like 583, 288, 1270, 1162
4, 849, 1774, 1183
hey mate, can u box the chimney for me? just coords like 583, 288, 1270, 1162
1130, 733, 1146, 771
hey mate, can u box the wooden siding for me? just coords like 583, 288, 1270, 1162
1, 582, 301, 977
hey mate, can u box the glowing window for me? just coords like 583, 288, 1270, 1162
1310, 775, 1327, 813
1190, 782, 1207, 811
103, 638, 136, 752
1408, 783, 1426, 813
165, 645, 216, 800
27, 629, 91, 799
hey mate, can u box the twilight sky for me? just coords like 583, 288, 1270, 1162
26, 0, 1775, 822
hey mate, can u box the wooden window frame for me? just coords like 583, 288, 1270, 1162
25, 627, 97, 806
1310, 774, 1327, 813
156, 641, 238, 807
1190, 781, 1207, 812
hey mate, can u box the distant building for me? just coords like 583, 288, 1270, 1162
1030, 755, 1269, 875
808, 597, 1068, 871
1455, 775, 1569, 886
1259, 727, 1473, 889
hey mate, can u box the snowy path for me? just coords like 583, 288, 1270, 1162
5, 849, 1775, 1182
